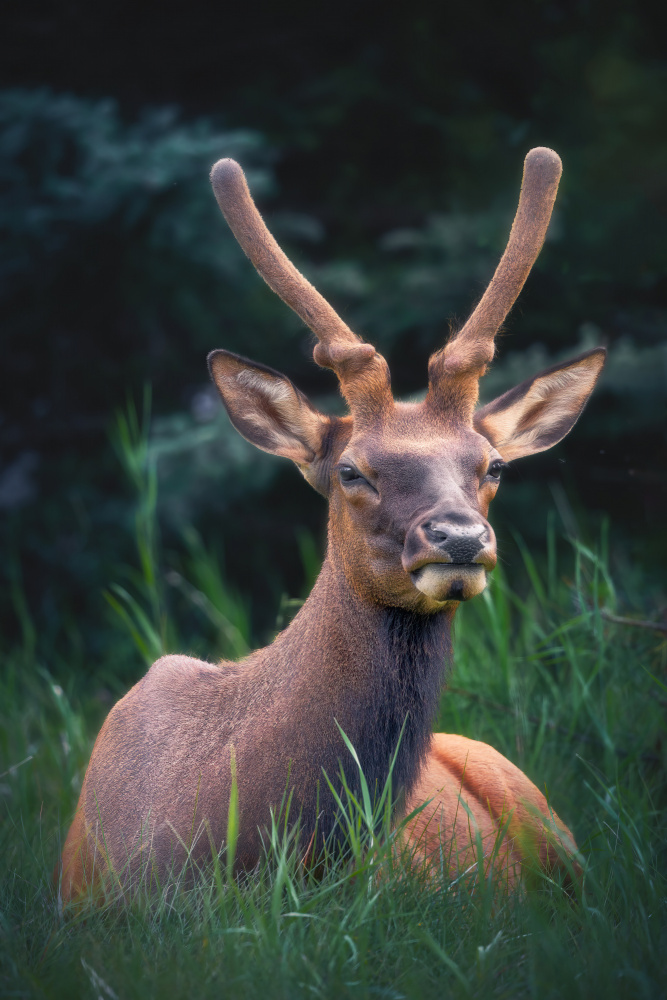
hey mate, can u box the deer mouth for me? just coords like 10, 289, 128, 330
410, 563, 487, 603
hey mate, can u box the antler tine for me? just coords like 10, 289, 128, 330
211, 159, 393, 420
430, 147, 562, 394
211, 159, 360, 352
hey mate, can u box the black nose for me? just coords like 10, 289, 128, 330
422, 521, 488, 563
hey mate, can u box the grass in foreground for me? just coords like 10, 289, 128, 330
1, 409, 665, 997
2, 533, 666, 999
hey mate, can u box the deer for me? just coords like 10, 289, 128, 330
60, 147, 604, 902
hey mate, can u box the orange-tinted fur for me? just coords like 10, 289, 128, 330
60, 149, 602, 903
403, 735, 579, 888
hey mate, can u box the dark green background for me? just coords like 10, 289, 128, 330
1, 0, 665, 661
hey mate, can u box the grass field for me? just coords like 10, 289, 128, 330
2, 421, 666, 998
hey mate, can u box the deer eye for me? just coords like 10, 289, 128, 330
486, 460, 507, 481
338, 464, 365, 484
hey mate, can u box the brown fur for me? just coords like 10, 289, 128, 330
403, 734, 580, 889
60, 150, 603, 904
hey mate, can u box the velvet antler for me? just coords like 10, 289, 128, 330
210, 159, 391, 419
427, 147, 562, 418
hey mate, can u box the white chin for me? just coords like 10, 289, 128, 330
411, 564, 487, 603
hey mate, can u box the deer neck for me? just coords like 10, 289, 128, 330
271, 557, 454, 815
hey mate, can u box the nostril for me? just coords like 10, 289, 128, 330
423, 521, 448, 543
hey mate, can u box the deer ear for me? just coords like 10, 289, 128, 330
473, 348, 606, 461
208, 350, 331, 466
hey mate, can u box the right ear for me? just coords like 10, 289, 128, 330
473, 348, 606, 461
208, 349, 335, 480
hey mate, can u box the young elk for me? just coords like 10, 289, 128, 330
61, 148, 603, 900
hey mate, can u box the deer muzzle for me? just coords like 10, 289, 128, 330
403, 519, 497, 603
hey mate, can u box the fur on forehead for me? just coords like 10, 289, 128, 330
345, 400, 491, 466
384, 400, 489, 441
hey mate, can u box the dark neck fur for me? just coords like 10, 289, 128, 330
352, 604, 451, 798
273, 561, 453, 843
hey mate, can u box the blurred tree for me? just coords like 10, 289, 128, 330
0, 0, 665, 663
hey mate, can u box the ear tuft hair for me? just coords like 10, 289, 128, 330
474, 348, 606, 461
208, 350, 330, 466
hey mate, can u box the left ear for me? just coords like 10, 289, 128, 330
473, 348, 606, 461
208, 349, 331, 466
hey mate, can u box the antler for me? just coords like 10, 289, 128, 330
210, 159, 391, 419
427, 147, 562, 415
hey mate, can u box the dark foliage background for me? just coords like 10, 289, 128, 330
1, 0, 665, 661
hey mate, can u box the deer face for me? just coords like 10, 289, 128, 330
328, 405, 499, 610
209, 348, 604, 613
207, 149, 605, 612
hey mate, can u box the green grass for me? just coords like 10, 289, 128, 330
1, 409, 666, 998
2, 556, 666, 998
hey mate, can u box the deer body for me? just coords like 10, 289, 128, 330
64, 562, 452, 891
61, 149, 603, 901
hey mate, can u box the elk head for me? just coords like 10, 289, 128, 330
208, 150, 605, 613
